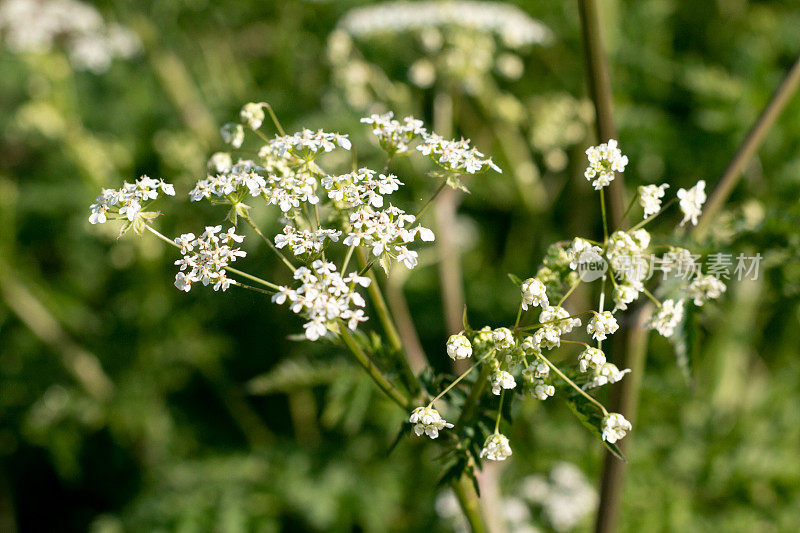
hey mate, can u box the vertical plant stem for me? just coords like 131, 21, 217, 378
433, 91, 467, 341
356, 249, 421, 396
338, 326, 411, 410
695, 52, 800, 239
595, 305, 651, 533
385, 275, 429, 374
452, 474, 488, 533
578, 0, 626, 226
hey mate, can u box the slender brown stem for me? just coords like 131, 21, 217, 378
578, 0, 626, 226
695, 53, 800, 238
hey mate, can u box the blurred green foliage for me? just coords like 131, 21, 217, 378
1, 0, 800, 531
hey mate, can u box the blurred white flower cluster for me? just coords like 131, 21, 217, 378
328, 1, 551, 107
0, 0, 140, 73
408, 138, 723, 463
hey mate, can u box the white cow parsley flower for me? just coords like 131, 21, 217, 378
688, 274, 726, 306
189, 160, 268, 202
409, 406, 453, 439
446, 334, 473, 360
361, 112, 426, 154
417, 132, 501, 174
584, 139, 628, 190
221, 122, 245, 149
612, 281, 643, 312
491, 327, 515, 351
172, 226, 246, 293
523, 374, 555, 400
584, 363, 630, 390
240, 102, 266, 130
638, 183, 669, 218
270, 129, 351, 160
344, 205, 434, 269
322, 167, 402, 208
89, 175, 175, 224
481, 433, 513, 461
677, 180, 707, 226
566, 237, 602, 270
602, 413, 632, 444
578, 347, 606, 373
521, 277, 548, 310
274, 225, 342, 256
490, 370, 516, 395
539, 306, 581, 335
587, 311, 619, 341
271, 260, 371, 341
648, 298, 685, 338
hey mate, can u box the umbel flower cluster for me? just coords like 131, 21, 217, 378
89, 104, 499, 342
89, 104, 723, 480
407, 138, 723, 465
328, 1, 552, 108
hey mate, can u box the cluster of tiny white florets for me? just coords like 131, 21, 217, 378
584, 139, 628, 190
409, 406, 453, 439
638, 183, 669, 218
586, 311, 619, 342
677, 180, 707, 226
566, 237, 603, 271
271, 260, 371, 341
480, 433, 513, 461
688, 274, 727, 306
270, 129, 352, 160
417, 133, 502, 174
490, 370, 516, 395
173, 226, 246, 293
648, 298, 685, 338
89, 175, 175, 224
361, 112, 427, 154
602, 413, 632, 444
521, 277, 549, 310
338, 1, 552, 49
322, 168, 403, 208
0, 0, 141, 73
522, 360, 555, 400
534, 306, 582, 350
274, 226, 342, 256
345, 206, 435, 269
446, 334, 473, 360
612, 280, 643, 312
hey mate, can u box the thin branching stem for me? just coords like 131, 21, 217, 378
241, 213, 296, 272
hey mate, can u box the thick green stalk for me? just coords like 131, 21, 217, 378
338, 326, 411, 410
356, 249, 421, 396
452, 474, 488, 533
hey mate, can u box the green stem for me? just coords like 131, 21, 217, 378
558, 277, 583, 307
356, 249, 420, 396
454, 361, 494, 432
262, 102, 286, 136
494, 389, 505, 434
429, 351, 493, 406
600, 188, 609, 242
242, 214, 296, 272
629, 198, 677, 232
225, 266, 280, 291
452, 474, 488, 533
540, 353, 607, 416
338, 326, 411, 410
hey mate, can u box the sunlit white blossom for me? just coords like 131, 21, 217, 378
417, 132, 501, 174
172, 226, 246, 293
602, 413, 631, 444
361, 112, 426, 154
88, 175, 175, 225
274, 226, 342, 256
521, 277, 548, 311
409, 406, 453, 439
578, 347, 606, 373
446, 334, 473, 360
587, 311, 619, 341
271, 260, 371, 340
688, 274, 726, 306
490, 370, 516, 395
584, 139, 628, 190
270, 129, 352, 159
677, 180, 706, 226
584, 363, 630, 390
638, 183, 669, 218
648, 298, 685, 338
480, 433, 513, 461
